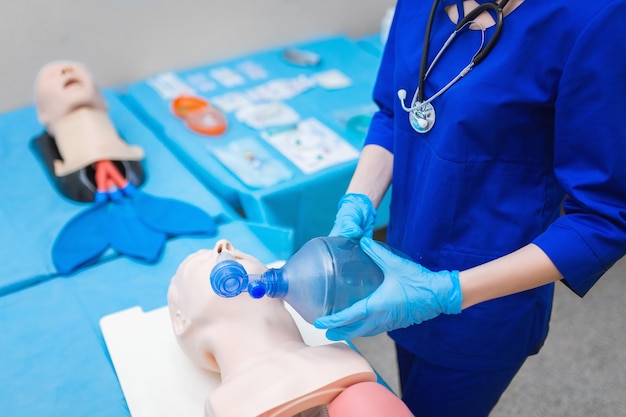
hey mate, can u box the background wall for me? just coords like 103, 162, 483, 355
0, 0, 395, 113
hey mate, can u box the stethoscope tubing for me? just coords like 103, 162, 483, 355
462, 2, 505, 65
406, 21, 484, 112
416, 0, 508, 103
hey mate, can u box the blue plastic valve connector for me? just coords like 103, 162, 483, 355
210, 250, 268, 298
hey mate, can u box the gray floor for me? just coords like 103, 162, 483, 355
351, 256, 626, 416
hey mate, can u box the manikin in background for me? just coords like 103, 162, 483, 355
33, 60, 215, 274
35, 60, 144, 179
167, 240, 413, 417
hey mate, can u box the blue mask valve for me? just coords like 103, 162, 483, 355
210, 259, 248, 297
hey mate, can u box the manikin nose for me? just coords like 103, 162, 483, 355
214, 240, 234, 255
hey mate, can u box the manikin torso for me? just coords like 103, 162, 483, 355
167, 240, 378, 417
327, 381, 413, 417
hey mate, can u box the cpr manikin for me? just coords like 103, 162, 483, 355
34, 60, 144, 177
167, 240, 411, 417
32, 60, 217, 275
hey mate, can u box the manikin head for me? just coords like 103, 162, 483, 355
167, 241, 413, 417
34, 60, 107, 130
168, 240, 410, 417
167, 240, 303, 374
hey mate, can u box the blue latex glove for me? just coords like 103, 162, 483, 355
314, 237, 463, 340
329, 193, 377, 238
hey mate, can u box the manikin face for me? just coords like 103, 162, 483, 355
34, 60, 107, 128
167, 240, 299, 372
211, 240, 267, 275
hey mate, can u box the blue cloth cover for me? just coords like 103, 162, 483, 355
0, 222, 287, 417
0, 90, 236, 293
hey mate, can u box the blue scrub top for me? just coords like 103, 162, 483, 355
366, 0, 626, 370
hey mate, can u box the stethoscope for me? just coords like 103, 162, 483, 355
398, 0, 510, 133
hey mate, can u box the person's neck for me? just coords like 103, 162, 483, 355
444, 0, 525, 28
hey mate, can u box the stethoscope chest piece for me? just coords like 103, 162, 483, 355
399, 0, 507, 135
409, 102, 436, 133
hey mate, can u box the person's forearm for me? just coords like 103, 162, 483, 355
459, 243, 563, 309
346, 144, 393, 209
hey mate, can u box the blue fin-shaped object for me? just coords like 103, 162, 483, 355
106, 197, 166, 263
130, 191, 217, 236
52, 187, 215, 275
52, 203, 110, 275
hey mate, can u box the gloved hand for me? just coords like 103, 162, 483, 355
329, 193, 377, 238
314, 237, 463, 340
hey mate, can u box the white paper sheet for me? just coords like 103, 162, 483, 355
100, 303, 336, 417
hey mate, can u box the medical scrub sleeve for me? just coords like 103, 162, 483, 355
531, 1, 626, 296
